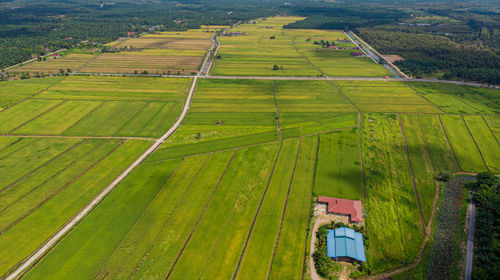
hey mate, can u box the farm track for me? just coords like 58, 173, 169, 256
231, 142, 283, 280
266, 137, 302, 280
165, 149, 238, 279
0, 140, 84, 194
0, 141, 125, 236
398, 114, 426, 235
291, 36, 323, 75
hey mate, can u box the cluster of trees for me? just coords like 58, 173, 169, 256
472, 172, 499, 280
313, 40, 335, 48
357, 29, 500, 84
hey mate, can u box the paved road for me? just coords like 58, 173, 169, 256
465, 190, 476, 280
3, 60, 203, 280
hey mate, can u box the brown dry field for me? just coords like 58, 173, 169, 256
116, 37, 211, 50
383, 54, 405, 63
79, 54, 202, 74
12, 54, 97, 74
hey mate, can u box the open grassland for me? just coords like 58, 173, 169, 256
0, 139, 150, 277
463, 115, 500, 172
274, 80, 357, 134
362, 113, 423, 272
336, 81, 440, 113
12, 54, 97, 74
314, 129, 363, 200
0, 76, 190, 137
408, 82, 500, 114
268, 135, 317, 280
400, 114, 456, 224
440, 115, 488, 172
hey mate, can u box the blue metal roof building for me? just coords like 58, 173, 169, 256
326, 227, 366, 262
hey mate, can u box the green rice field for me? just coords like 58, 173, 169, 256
0, 15, 499, 280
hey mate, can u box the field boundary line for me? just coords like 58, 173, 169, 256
327, 81, 361, 113
6, 100, 67, 134
437, 115, 461, 171
359, 112, 367, 202
111, 102, 150, 136
266, 137, 302, 280
360, 180, 441, 280
406, 83, 447, 114
0, 77, 68, 112
165, 149, 238, 279
125, 153, 212, 279
148, 126, 356, 165
232, 142, 284, 280
398, 114, 426, 235
1, 134, 155, 141
272, 81, 282, 140
3, 72, 200, 280
480, 116, 500, 145
291, 36, 323, 75
0, 140, 107, 219
58, 101, 106, 135
76, 53, 102, 72
0, 139, 84, 194
0, 141, 125, 236
461, 116, 489, 171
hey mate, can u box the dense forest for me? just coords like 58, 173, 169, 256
472, 173, 500, 280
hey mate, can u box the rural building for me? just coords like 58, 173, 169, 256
327, 227, 366, 262
328, 46, 339, 49
317, 196, 363, 223
351, 52, 364, 57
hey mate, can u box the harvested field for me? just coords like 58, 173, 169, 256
79, 53, 202, 74
11, 54, 97, 74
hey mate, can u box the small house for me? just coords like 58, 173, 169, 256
351, 52, 364, 57
317, 196, 363, 223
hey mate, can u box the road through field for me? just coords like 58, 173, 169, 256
465, 190, 476, 280
3, 75, 201, 280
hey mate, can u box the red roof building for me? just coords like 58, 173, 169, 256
318, 196, 363, 223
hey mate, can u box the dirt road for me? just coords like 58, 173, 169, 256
465, 190, 476, 280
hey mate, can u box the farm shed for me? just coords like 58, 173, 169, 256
351, 52, 364, 57
327, 227, 366, 262
317, 196, 363, 223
